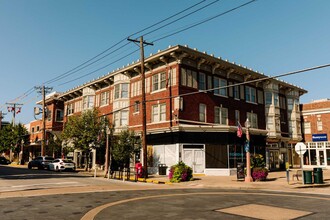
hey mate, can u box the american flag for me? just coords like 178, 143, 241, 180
237, 121, 243, 138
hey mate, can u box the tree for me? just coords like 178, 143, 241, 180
0, 123, 28, 160
61, 109, 109, 170
112, 129, 141, 168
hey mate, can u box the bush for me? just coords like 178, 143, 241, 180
169, 161, 193, 183
252, 167, 268, 181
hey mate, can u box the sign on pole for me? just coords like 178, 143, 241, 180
295, 142, 307, 185
295, 142, 307, 156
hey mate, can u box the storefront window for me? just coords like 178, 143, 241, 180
327, 149, 330, 166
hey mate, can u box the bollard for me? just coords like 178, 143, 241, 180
94, 168, 97, 178
286, 169, 290, 184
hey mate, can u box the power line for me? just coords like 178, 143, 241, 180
153, 0, 257, 43
45, 0, 210, 86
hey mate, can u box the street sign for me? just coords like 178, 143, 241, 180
295, 142, 307, 156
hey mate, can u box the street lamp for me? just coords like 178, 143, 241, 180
245, 118, 253, 182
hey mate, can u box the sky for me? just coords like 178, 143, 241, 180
0, 0, 329, 124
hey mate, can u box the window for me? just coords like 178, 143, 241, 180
67, 103, 74, 115
317, 117, 322, 131
36, 126, 40, 131
235, 110, 240, 124
83, 95, 94, 110
274, 93, 279, 106
31, 127, 35, 133
233, 85, 240, 99
55, 110, 64, 122
152, 103, 166, 122
133, 101, 140, 113
152, 72, 166, 91
114, 83, 129, 99
279, 96, 286, 109
245, 86, 256, 103
199, 72, 206, 90
265, 92, 272, 105
181, 68, 197, 89
287, 98, 293, 111
100, 91, 109, 106
114, 110, 128, 127
47, 109, 52, 121
247, 112, 258, 128
199, 104, 206, 122
214, 77, 227, 96
214, 107, 228, 125
207, 75, 212, 90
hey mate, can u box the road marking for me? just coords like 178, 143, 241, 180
81, 192, 330, 220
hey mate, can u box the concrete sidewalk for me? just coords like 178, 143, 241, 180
78, 167, 330, 191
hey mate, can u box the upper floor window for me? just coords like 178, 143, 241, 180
67, 103, 74, 115
152, 72, 166, 92
265, 92, 272, 105
36, 126, 40, 131
199, 104, 206, 122
247, 112, 258, 128
317, 117, 323, 131
279, 96, 286, 109
31, 127, 35, 133
274, 93, 279, 106
233, 85, 240, 99
214, 106, 228, 125
198, 72, 206, 90
83, 95, 94, 110
100, 91, 109, 106
56, 109, 64, 122
245, 86, 256, 103
114, 83, 129, 99
114, 110, 128, 127
214, 77, 227, 96
47, 109, 52, 121
152, 103, 166, 122
181, 68, 197, 89
133, 101, 140, 113
235, 110, 240, 124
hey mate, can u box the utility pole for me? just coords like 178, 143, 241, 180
128, 36, 153, 180
6, 103, 23, 125
0, 111, 6, 130
35, 85, 52, 156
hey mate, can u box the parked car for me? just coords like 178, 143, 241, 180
0, 156, 11, 165
28, 156, 54, 169
48, 158, 76, 171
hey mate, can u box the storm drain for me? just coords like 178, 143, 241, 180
216, 204, 312, 220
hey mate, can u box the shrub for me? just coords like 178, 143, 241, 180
252, 167, 268, 181
169, 161, 193, 183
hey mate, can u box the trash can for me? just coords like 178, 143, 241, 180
237, 162, 245, 180
313, 168, 324, 184
303, 170, 313, 184
158, 164, 167, 175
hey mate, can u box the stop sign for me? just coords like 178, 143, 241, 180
295, 142, 307, 156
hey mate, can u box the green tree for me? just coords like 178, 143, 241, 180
61, 109, 109, 170
0, 123, 28, 160
112, 129, 141, 168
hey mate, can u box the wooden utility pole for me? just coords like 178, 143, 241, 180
128, 36, 153, 180
35, 85, 52, 156
0, 111, 6, 130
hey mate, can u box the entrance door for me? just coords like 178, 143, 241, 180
269, 150, 280, 170
182, 149, 204, 174
317, 149, 326, 166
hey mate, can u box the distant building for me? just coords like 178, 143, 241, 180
58, 45, 306, 175
301, 99, 330, 168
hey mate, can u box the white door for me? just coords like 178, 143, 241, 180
183, 149, 204, 173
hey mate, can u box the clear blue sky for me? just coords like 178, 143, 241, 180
1, 0, 329, 124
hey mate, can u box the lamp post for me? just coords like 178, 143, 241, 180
245, 118, 253, 182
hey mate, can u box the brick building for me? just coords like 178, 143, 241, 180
27, 92, 64, 160
58, 45, 306, 175
301, 99, 330, 168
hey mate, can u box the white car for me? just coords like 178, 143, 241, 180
48, 159, 76, 171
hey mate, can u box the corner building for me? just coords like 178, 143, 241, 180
60, 45, 306, 175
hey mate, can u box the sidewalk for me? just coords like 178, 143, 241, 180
78, 167, 330, 191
